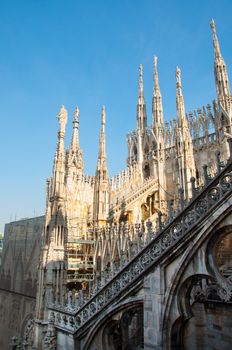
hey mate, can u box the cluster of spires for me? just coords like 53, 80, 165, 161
52, 19, 230, 203
137, 54, 189, 135
137, 19, 230, 136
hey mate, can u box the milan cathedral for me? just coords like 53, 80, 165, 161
1, 20, 232, 350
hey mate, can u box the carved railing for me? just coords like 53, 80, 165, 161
49, 142, 232, 334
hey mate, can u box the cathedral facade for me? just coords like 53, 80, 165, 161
1, 20, 232, 349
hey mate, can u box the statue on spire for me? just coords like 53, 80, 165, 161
71, 106, 80, 149
101, 105, 106, 125
58, 105, 67, 133
74, 106, 79, 122
153, 56, 159, 93
176, 66, 182, 95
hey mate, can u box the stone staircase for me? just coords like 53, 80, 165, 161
110, 177, 158, 215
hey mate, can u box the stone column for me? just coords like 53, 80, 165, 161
144, 266, 164, 350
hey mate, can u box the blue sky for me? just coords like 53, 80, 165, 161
0, 0, 232, 231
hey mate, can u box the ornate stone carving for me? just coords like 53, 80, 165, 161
21, 318, 35, 349
48, 158, 232, 333
44, 313, 57, 350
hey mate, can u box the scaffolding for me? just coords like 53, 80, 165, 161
66, 219, 95, 287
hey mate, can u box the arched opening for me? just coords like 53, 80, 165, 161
214, 230, 232, 280
45, 225, 49, 245
144, 143, 149, 155
171, 266, 232, 349
220, 111, 230, 129
143, 164, 150, 179
103, 320, 122, 350
141, 194, 157, 221
132, 145, 138, 161
102, 306, 144, 350
171, 316, 184, 350
141, 203, 149, 221
181, 300, 232, 350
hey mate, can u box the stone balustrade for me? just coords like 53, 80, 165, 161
110, 176, 158, 214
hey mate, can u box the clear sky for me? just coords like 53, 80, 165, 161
0, 0, 232, 231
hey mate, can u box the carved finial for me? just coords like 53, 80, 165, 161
58, 105, 67, 133
101, 105, 106, 125
210, 18, 215, 30
154, 55, 158, 68
69, 106, 81, 153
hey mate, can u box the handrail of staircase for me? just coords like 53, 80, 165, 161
110, 177, 158, 213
